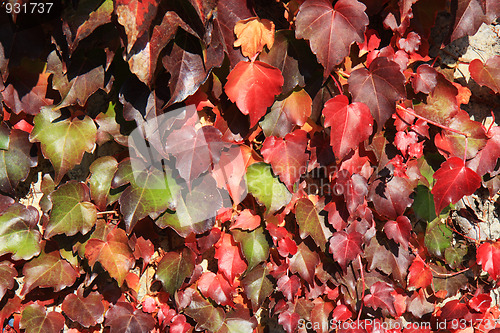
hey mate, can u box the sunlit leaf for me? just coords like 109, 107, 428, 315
30, 107, 97, 183
21, 251, 79, 296
85, 228, 135, 286
156, 249, 195, 294
45, 181, 97, 238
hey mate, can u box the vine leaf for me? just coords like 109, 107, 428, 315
62, 0, 113, 53
363, 281, 397, 317
261, 129, 308, 189
289, 242, 320, 283
128, 11, 192, 86
115, 0, 159, 52
348, 57, 406, 127
277, 275, 300, 301
408, 257, 433, 289
260, 89, 312, 137
450, 0, 500, 42
155, 176, 222, 237
329, 231, 363, 271
105, 302, 155, 333
182, 287, 226, 332
241, 264, 273, 311
85, 228, 135, 287
245, 162, 292, 214
412, 64, 438, 94
164, 125, 226, 184
20, 303, 65, 333
431, 157, 481, 216
384, 215, 412, 250
234, 17, 275, 58
0, 203, 41, 261
215, 233, 247, 282
295, 198, 332, 251
155, 249, 195, 295
414, 74, 459, 125
214, 0, 252, 68
45, 181, 97, 239
29, 107, 97, 183
295, 0, 368, 79
112, 158, 177, 233
230, 209, 261, 231
62, 289, 105, 328
1, 61, 52, 115
477, 241, 500, 280
323, 95, 373, 159
21, 251, 79, 296
0, 261, 16, 300
232, 227, 270, 272
469, 55, 500, 93
198, 272, 235, 306
225, 61, 284, 127
369, 176, 414, 220
425, 218, 453, 257
467, 126, 500, 176
89, 156, 119, 211
0, 129, 37, 195
162, 31, 210, 105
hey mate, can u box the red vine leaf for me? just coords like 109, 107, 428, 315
329, 231, 363, 271
198, 272, 235, 306
215, 233, 247, 282
431, 157, 482, 216
450, 0, 500, 42
62, 289, 105, 328
408, 257, 433, 289
469, 55, 500, 93
295, 0, 368, 79
412, 64, 438, 94
363, 281, 397, 317
289, 242, 319, 283
477, 240, 500, 280
115, 0, 159, 52
384, 215, 412, 250
105, 302, 155, 333
348, 57, 406, 127
0, 261, 16, 300
323, 95, 373, 159
261, 129, 308, 189
225, 60, 284, 127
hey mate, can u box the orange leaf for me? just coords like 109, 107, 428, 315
234, 17, 275, 58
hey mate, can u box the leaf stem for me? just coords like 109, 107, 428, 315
329, 74, 343, 94
357, 255, 365, 322
396, 105, 470, 138
97, 210, 118, 215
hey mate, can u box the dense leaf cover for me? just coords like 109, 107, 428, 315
0, 0, 499, 332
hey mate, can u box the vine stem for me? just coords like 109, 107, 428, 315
97, 210, 118, 215
329, 74, 343, 94
357, 255, 365, 322
396, 105, 470, 138
408, 243, 471, 277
